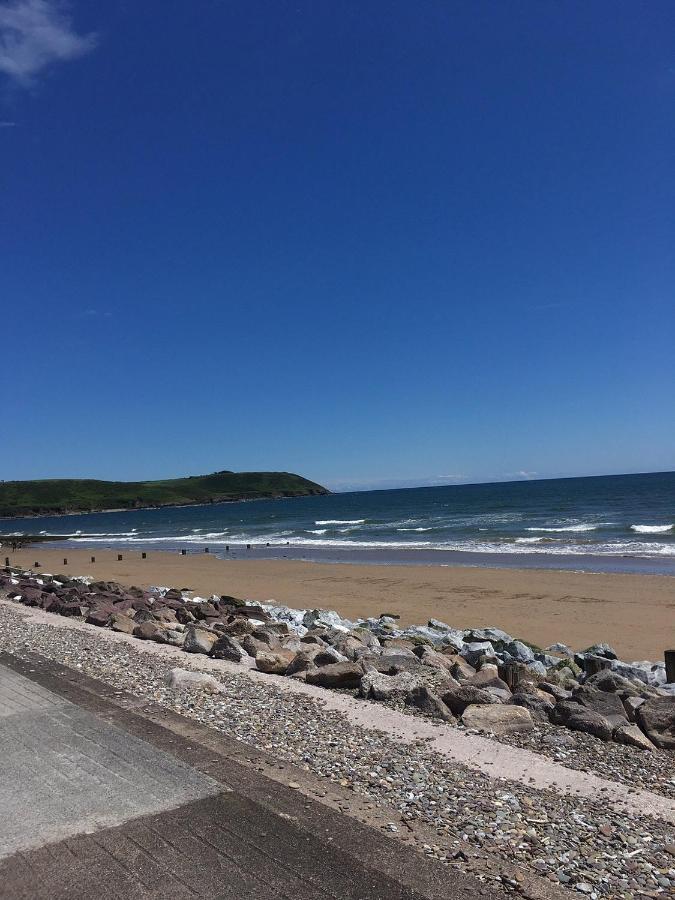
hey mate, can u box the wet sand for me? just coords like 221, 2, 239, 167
3, 547, 674, 660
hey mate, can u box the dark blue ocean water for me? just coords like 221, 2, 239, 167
2, 472, 674, 574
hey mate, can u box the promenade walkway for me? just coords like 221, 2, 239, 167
0, 654, 485, 900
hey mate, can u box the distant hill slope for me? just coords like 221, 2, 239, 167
0, 471, 329, 518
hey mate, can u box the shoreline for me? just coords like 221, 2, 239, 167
7, 537, 675, 576
3, 545, 673, 659
0, 491, 328, 522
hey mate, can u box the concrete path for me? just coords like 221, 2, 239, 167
0, 655, 486, 900
0, 664, 221, 861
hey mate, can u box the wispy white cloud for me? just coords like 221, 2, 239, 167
0, 118, 16, 125
0, 0, 96, 87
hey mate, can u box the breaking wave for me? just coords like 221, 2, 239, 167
397, 527, 434, 532
527, 524, 598, 533
315, 519, 365, 525
630, 524, 673, 534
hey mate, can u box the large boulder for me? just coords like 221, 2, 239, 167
86, 607, 112, 627
313, 647, 349, 667
470, 667, 511, 693
306, 661, 365, 689
359, 671, 422, 702
302, 608, 352, 632
441, 684, 500, 716
443, 654, 477, 682
463, 627, 512, 644
17, 586, 48, 607
549, 700, 613, 741
635, 696, 675, 750
256, 650, 295, 675
210, 634, 247, 662
110, 612, 136, 634
175, 606, 196, 625
503, 640, 535, 664
414, 645, 459, 673
461, 641, 497, 667
352, 628, 381, 650
611, 659, 667, 689
183, 625, 218, 655
406, 685, 455, 722
133, 621, 167, 642
623, 695, 647, 722
580, 642, 617, 660
584, 670, 643, 697
133, 608, 159, 624
510, 692, 554, 720
368, 649, 421, 675
241, 635, 271, 658
222, 617, 255, 637
332, 635, 369, 661
250, 627, 282, 650
164, 629, 186, 647
613, 724, 655, 752
286, 648, 321, 675
573, 686, 628, 727
154, 607, 178, 625
461, 704, 534, 734
300, 631, 327, 647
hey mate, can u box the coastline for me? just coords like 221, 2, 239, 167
0, 491, 328, 521
3, 545, 673, 660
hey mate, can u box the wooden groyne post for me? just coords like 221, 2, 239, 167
666, 650, 675, 684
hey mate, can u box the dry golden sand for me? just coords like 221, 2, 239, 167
3, 547, 674, 660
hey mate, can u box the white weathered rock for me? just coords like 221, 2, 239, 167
505, 640, 535, 663
461, 704, 534, 734
360, 671, 422, 701
302, 608, 354, 632
461, 641, 496, 666
164, 668, 222, 693
260, 603, 308, 635
462, 627, 513, 644
526, 661, 547, 677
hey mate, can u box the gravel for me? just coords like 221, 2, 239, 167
1, 601, 674, 899
378, 689, 675, 802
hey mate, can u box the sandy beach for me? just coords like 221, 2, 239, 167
3, 546, 673, 660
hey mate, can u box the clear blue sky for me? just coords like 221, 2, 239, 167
2, 1, 674, 491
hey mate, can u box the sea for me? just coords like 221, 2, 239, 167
2, 471, 675, 575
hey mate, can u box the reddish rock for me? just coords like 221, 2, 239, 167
86, 608, 112, 627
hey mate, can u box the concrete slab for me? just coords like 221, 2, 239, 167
0, 663, 222, 860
